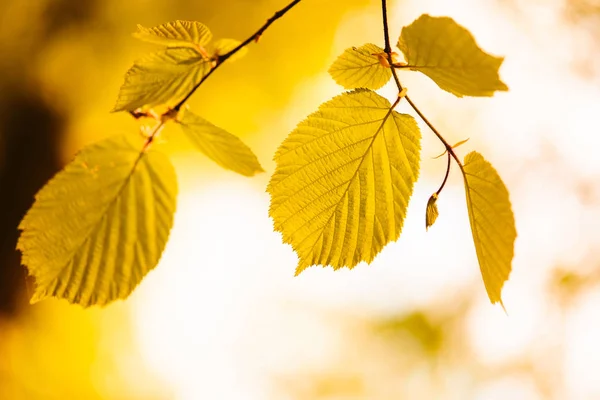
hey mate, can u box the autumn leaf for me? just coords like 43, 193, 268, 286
328, 43, 392, 90
134, 20, 213, 50
113, 48, 211, 112
115, 21, 249, 112
178, 110, 263, 176
462, 151, 516, 305
268, 89, 421, 274
397, 14, 508, 97
17, 135, 177, 307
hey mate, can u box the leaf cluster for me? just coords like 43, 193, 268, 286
269, 13, 516, 306
17, 6, 517, 308
18, 21, 262, 305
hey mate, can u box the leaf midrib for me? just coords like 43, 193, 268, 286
301, 105, 397, 262
48, 148, 148, 284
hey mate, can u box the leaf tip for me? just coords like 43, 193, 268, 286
294, 262, 308, 276
29, 290, 45, 305
248, 164, 265, 177
132, 25, 146, 39
499, 299, 508, 315
498, 80, 509, 92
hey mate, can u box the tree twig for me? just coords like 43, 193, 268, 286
404, 95, 463, 168
381, 0, 463, 196
381, 0, 403, 91
173, 0, 303, 111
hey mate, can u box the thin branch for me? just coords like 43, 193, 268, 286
435, 151, 451, 195
404, 95, 463, 168
173, 0, 303, 111
381, 0, 462, 175
381, 0, 393, 54
381, 0, 402, 91
381, 0, 463, 205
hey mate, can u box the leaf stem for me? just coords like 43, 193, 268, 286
404, 95, 463, 169
133, 120, 165, 168
381, 0, 462, 198
110, 119, 166, 220
173, 0, 303, 111
145, 120, 165, 148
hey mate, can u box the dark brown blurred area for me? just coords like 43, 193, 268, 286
0, 0, 101, 315
0, 82, 65, 315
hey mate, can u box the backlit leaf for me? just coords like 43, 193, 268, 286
328, 43, 392, 90
397, 14, 508, 97
268, 89, 421, 274
179, 110, 263, 176
113, 48, 210, 112
425, 193, 439, 230
17, 135, 177, 307
462, 151, 516, 305
134, 20, 212, 50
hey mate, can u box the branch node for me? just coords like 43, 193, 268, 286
161, 108, 179, 123
130, 108, 160, 121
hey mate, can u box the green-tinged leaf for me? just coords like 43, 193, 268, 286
17, 135, 177, 307
209, 38, 247, 62
451, 138, 470, 149
432, 150, 447, 160
433, 138, 470, 159
113, 48, 210, 112
462, 151, 516, 305
134, 20, 212, 49
328, 43, 392, 90
268, 89, 421, 274
397, 14, 508, 97
179, 110, 263, 176
425, 193, 439, 230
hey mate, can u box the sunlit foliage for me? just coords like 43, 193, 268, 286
18, 8, 516, 307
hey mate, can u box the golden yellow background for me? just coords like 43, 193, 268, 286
1, 0, 600, 398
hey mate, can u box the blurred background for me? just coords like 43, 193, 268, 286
1, 0, 600, 398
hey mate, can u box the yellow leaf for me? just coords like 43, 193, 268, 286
451, 138, 470, 149
113, 48, 210, 112
462, 151, 516, 305
268, 89, 421, 274
17, 135, 177, 307
179, 111, 264, 177
425, 193, 439, 230
397, 14, 508, 97
328, 43, 392, 90
134, 20, 213, 49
